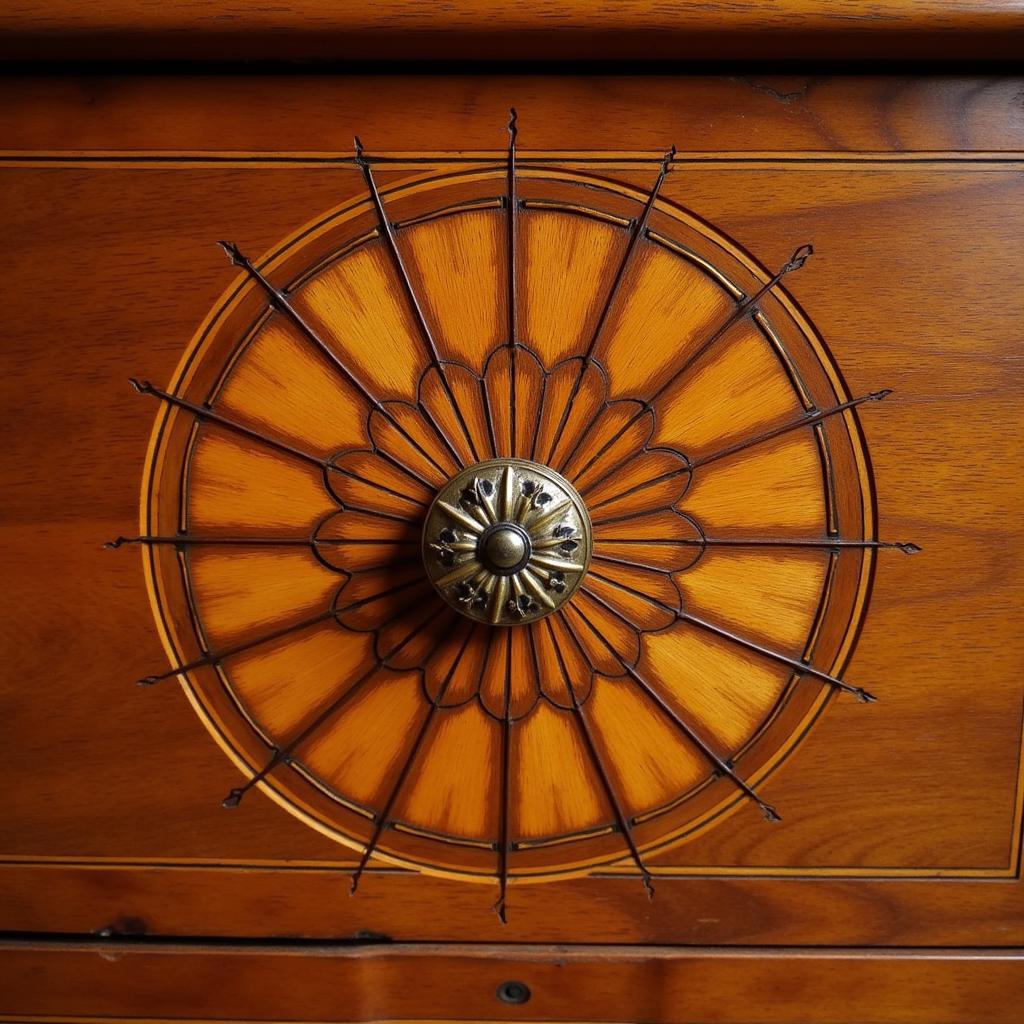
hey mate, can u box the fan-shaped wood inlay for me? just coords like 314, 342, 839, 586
121, 130, 915, 919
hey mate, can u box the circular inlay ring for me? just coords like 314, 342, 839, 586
136, 164, 883, 887
422, 458, 593, 626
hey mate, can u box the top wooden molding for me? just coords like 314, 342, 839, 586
2, 0, 1023, 62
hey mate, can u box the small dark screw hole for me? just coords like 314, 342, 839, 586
496, 980, 531, 1005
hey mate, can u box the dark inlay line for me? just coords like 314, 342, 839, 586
133, 377, 434, 506
495, 626, 515, 923
569, 596, 781, 822
328, 461, 429, 507
652, 246, 813, 409
689, 390, 892, 470
217, 241, 452, 484
572, 245, 813, 495
107, 535, 426, 549
131, 378, 332, 473
589, 536, 915, 554
586, 566, 680, 618
222, 605, 439, 809
137, 606, 339, 687
349, 624, 476, 895
538, 147, 676, 469
108, 535, 312, 549
331, 503, 421, 526
479, 356, 501, 460
672, 537, 921, 553
528, 358, 550, 464
354, 137, 481, 467
370, 447, 437, 495
586, 466, 691, 509
679, 611, 876, 703
580, 147, 676, 368
219, 241, 380, 408
137, 576, 421, 687
507, 110, 519, 460
550, 616, 655, 897
590, 506, 684, 529
590, 551, 682, 575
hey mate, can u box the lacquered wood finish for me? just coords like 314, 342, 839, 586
0, 73, 1022, 992
2, 941, 1023, 1024
2, 1, 1023, 61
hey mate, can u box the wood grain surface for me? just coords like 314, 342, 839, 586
2, 75, 1024, 155
3, 864, 1024, 946
1, 1, 1024, 61
0, 73, 1023, 984
1, 941, 1022, 1024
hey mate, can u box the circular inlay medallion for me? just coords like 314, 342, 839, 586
132, 159, 891, 896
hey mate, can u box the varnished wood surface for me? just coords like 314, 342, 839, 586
2, 75, 1024, 155
1, 941, 1022, 1024
3, 865, 1024, 946
1, 75, 1023, 963
2, 1, 1024, 61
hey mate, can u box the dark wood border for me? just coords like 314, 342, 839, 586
1, 76, 1023, 157
1, 939, 1022, 1023
3, 865, 1024, 946
1, 2, 1024, 62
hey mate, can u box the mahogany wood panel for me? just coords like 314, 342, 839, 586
1, 75, 1023, 961
2, 941, 1023, 1024
2, 1, 1024, 61
3, 865, 1024, 946
2, 75, 1024, 154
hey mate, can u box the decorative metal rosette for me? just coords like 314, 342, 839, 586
119, 115, 917, 920
423, 459, 593, 626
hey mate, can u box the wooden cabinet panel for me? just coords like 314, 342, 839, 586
1, 942, 1023, 1024
0, 71, 1022, 1019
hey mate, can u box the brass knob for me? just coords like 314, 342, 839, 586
422, 458, 593, 625
479, 523, 530, 573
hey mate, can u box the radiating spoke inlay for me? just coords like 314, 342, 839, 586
128, 121, 912, 915
355, 137, 482, 466
538, 147, 676, 468
507, 108, 519, 460
554, 619, 655, 896
222, 608, 446, 809
689, 390, 892, 471
569, 245, 814, 490
350, 625, 478, 896
680, 612, 876, 702
217, 241, 452, 484
566, 603, 780, 822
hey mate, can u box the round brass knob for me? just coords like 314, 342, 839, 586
479, 523, 530, 574
422, 458, 593, 625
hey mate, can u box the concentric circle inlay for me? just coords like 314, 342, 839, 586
129, 153, 903, 909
